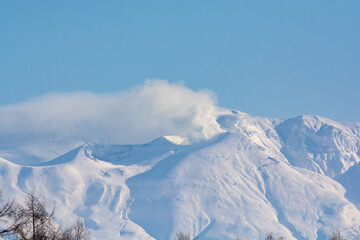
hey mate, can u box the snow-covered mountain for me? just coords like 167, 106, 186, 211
1, 108, 360, 240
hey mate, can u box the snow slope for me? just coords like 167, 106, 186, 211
1, 109, 360, 239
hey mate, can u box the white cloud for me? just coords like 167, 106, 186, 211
0, 80, 223, 147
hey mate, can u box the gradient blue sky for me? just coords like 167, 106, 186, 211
1, 1, 359, 121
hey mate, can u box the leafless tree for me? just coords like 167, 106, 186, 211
0, 191, 25, 238
176, 231, 190, 240
0, 191, 15, 236
61, 219, 91, 240
328, 230, 344, 240
1, 191, 91, 240
265, 232, 274, 240
11, 193, 60, 240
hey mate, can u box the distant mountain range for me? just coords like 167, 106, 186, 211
1, 108, 360, 239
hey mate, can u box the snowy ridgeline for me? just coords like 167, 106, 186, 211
1, 108, 360, 240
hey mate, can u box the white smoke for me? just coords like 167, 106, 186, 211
0, 80, 223, 146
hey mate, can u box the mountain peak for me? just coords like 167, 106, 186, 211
160, 135, 189, 145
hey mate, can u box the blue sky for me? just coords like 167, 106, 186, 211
1, 1, 359, 121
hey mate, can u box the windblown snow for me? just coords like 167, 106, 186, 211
1, 108, 360, 239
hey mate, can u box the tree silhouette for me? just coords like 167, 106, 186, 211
61, 219, 91, 240
10, 193, 60, 240
0, 191, 17, 237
